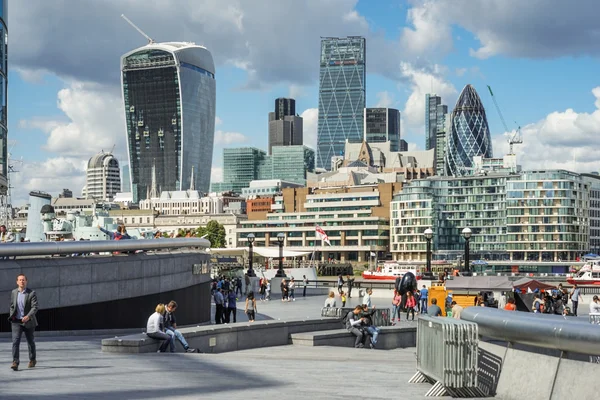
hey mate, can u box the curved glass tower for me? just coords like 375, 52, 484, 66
121, 42, 216, 202
0, 0, 7, 195
445, 84, 493, 176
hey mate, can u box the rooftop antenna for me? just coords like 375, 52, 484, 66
121, 14, 155, 44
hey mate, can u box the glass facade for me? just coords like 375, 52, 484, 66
317, 37, 366, 170
425, 94, 443, 150
212, 148, 269, 194
364, 108, 400, 151
0, 0, 7, 193
391, 169, 592, 262
445, 85, 493, 177
271, 146, 315, 185
122, 43, 215, 202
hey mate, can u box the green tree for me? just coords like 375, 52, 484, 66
200, 220, 226, 248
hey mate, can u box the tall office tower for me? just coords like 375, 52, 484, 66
268, 98, 303, 155
445, 84, 493, 177
211, 148, 270, 194
271, 146, 315, 185
121, 165, 131, 193
84, 152, 121, 201
317, 36, 366, 170
435, 111, 449, 176
364, 108, 401, 151
0, 1, 7, 195
121, 42, 216, 202
399, 139, 408, 152
425, 94, 447, 151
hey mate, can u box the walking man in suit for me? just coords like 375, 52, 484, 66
9, 274, 38, 371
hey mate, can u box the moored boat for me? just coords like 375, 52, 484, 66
362, 262, 421, 280
566, 259, 600, 285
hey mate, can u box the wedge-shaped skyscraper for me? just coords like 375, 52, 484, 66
121, 42, 216, 201
445, 84, 493, 176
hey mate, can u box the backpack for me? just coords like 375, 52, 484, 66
341, 311, 352, 327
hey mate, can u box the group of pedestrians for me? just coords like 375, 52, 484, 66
390, 285, 430, 323
344, 304, 381, 349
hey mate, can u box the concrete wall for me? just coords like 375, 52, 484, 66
478, 341, 600, 400
102, 318, 342, 354
0, 252, 212, 331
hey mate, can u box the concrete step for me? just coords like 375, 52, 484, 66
290, 325, 417, 349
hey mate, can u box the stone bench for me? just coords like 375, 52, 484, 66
290, 325, 417, 349
101, 318, 342, 354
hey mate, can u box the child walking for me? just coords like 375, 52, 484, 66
341, 291, 347, 307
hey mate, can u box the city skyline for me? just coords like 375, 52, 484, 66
5, 0, 600, 204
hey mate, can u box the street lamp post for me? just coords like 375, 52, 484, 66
276, 233, 286, 278
462, 227, 472, 275
424, 228, 433, 275
247, 233, 256, 277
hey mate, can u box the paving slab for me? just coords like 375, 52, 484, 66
0, 337, 448, 400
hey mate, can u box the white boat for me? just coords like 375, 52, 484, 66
567, 259, 600, 285
362, 262, 421, 281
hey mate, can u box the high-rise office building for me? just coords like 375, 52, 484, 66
364, 108, 401, 151
0, 1, 7, 195
121, 165, 131, 193
425, 95, 447, 151
84, 152, 121, 201
399, 140, 408, 152
317, 36, 366, 170
268, 98, 303, 155
445, 85, 493, 177
211, 148, 270, 194
121, 42, 216, 202
271, 146, 315, 185
435, 111, 450, 176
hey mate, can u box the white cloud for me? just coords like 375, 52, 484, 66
400, 62, 457, 130
288, 84, 306, 100
24, 82, 126, 159
402, 0, 600, 61
214, 131, 248, 145
492, 86, 600, 172
300, 108, 318, 151
215, 116, 223, 126
211, 167, 223, 183
375, 91, 395, 108
10, 157, 87, 205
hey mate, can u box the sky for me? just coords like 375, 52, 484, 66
6, 0, 600, 205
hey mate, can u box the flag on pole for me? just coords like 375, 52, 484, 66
315, 225, 331, 245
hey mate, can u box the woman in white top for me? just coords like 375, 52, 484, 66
245, 292, 258, 322
363, 289, 373, 308
324, 291, 337, 307
288, 278, 296, 301
146, 303, 173, 353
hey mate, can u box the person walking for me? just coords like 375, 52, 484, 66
419, 285, 428, 314
245, 292, 257, 322
214, 288, 225, 324
337, 274, 345, 295
405, 291, 416, 321
302, 275, 309, 297
265, 280, 271, 301
391, 290, 401, 324
288, 278, 296, 301
346, 275, 355, 298
226, 290, 238, 323
570, 284, 583, 316
9, 274, 38, 371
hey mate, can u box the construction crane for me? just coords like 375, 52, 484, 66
121, 14, 155, 44
487, 85, 522, 155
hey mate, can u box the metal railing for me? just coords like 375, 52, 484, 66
414, 316, 480, 396
309, 280, 396, 291
0, 238, 210, 257
461, 307, 600, 357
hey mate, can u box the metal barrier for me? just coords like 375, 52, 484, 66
320, 307, 391, 327
0, 238, 210, 257
461, 307, 600, 357
410, 316, 482, 397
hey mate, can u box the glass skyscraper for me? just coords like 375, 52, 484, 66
445, 85, 493, 177
0, 0, 7, 195
211, 147, 269, 194
364, 108, 401, 151
271, 146, 315, 185
425, 95, 446, 151
121, 42, 216, 202
317, 36, 366, 170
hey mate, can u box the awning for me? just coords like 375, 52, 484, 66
207, 247, 313, 258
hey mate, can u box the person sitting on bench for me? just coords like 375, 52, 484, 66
345, 306, 366, 348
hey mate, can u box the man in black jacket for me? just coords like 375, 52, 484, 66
164, 301, 196, 353
360, 305, 380, 349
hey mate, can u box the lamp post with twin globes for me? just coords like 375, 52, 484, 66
462, 227, 472, 275
247, 233, 256, 277
276, 233, 286, 278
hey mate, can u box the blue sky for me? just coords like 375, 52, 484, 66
6, 0, 600, 204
